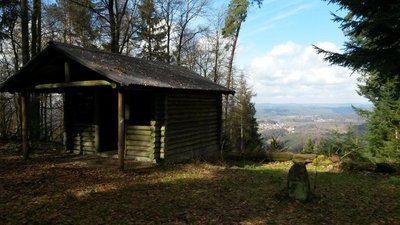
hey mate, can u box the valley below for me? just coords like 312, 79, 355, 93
256, 103, 371, 152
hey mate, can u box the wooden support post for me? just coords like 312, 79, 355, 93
63, 61, 71, 152
94, 89, 100, 152
118, 90, 125, 170
20, 92, 29, 159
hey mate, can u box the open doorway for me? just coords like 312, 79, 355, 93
98, 89, 118, 151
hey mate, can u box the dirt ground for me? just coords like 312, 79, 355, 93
1, 143, 399, 225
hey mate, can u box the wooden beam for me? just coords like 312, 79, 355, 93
34, 80, 117, 89
20, 92, 29, 159
118, 90, 125, 170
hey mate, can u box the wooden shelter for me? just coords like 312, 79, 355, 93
0, 42, 233, 168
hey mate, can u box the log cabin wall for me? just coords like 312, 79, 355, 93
66, 90, 100, 154
71, 123, 98, 154
163, 92, 221, 163
124, 92, 165, 162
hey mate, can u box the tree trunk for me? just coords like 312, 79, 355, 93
224, 25, 240, 133
213, 30, 220, 83
108, 0, 117, 53
21, 0, 30, 65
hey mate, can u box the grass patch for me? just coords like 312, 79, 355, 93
0, 149, 399, 225
388, 176, 400, 186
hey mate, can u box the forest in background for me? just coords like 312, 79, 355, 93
0, 0, 263, 155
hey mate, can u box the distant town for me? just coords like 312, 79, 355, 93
255, 103, 369, 151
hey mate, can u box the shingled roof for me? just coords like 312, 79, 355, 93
0, 41, 233, 94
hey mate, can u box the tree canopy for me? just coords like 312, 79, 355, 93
316, 0, 400, 163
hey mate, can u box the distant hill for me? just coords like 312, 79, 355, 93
255, 103, 372, 117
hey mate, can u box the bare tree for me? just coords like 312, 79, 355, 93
156, 0, 180, 63
174, 0, 208, 65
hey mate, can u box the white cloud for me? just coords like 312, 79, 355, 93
248, 42, 368, 104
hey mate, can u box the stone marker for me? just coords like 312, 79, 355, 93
287, 162, 311, 202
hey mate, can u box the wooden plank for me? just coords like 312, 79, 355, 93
167, 119, 218, 127
165, 124, 217, 135
166, 135, 218, 150
82, 146, 96, 152
166, 105, 218, 111
166, 143, 218, 158
73, 136, 95, 142
167, 113, 218, 121
73, 141, 95, 147
167, 109, 218, 115
166, 131, 218, 143
34, 80, 117, 89
125, 155, 154, 161
125, 135, 152, 142
126, 150, 153, 156
126, 145, 151, 151
73, 146, 96, 152
126, 129, 151, 136
126, 125, 151, 131
125, 140, 151, 147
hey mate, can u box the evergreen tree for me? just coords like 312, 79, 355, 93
302, 137, 314, 154
137, 0, 167, 61
316, 0, 400, 163
228, 73, 263, 154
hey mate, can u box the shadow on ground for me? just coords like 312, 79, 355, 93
0, 149, 399, 225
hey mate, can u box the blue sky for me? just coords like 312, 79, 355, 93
213, 0, 369, 104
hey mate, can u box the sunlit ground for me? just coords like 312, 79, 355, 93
0, 148, 399, 225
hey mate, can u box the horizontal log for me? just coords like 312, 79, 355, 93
34, 80, 117, 89
167, 108, 217, 114
166, 105, 218, 112
73, 141, 95, 147
126, 131, 161, 140
165, 126, 218, 136
166, 135, 218, 150
73, 136, 95, 142
125, 155, 154, 161
166, 130, 218, 142
125, 140, 151, 147
126, 145, 151, 151
72, 132, 95, 138
166, 124, 217, 133
125, 135, 152, 142
167, 117, 217, 126
167, 111, 218, 118
126, 151, 154, 158
73, 146, 96, 152
126, 125, 151, 131
167, 104, 217, 110
165, 143, 218, 160
126, 129, 152, 136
